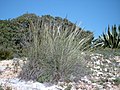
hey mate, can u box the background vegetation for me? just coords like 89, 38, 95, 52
0, 13, 93, 60
0, 13, 120, 83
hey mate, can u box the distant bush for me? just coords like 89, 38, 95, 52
19, 20, 92, 83
91, 47, 120, 58
0, 86, 4, 90
0, 85, 12, 90
113, 77, 120, 86
0, 85, 3, 90
0, 14, 93, 60
0, 49, 13, 60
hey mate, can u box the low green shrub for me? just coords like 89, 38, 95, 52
113, 77, 120, 85
0, 85, 3, 90
65, 84, 72, 90
0, 49, 13, 60
91, 48, 120, 58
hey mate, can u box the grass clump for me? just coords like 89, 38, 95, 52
19, 20, 92, 83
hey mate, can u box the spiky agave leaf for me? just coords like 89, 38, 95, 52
108, 26, 113, 47
111, 25, 116, 48
103, 33, 110, 48
93, 25, 120, 49
93, 36, 104, 48
117, 26, 120, 48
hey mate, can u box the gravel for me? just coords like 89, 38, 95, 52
0, 54, 120, 90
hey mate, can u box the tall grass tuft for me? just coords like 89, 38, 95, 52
19, 19, 92, 83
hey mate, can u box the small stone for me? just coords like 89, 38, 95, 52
104, 68, 108, 72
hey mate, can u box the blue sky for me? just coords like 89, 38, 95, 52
0, 0, 120, 38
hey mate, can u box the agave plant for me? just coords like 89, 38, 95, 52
93, 25, 120, 49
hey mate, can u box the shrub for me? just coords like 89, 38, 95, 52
0, 14, 93, 59
113, 77, 120, 85
19, 20, 92, 83
0, 85, 3, 90
65, 84, 72, 90
91, 47, 120, 59
0, 49, 13, 60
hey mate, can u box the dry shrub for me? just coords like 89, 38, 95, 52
19, 20, 92, 83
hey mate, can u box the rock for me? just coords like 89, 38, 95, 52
0, 54, 120, 90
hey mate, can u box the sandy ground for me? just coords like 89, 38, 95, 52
0, 55, 120, 90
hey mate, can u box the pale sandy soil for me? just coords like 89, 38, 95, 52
0, 55, 120, 90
